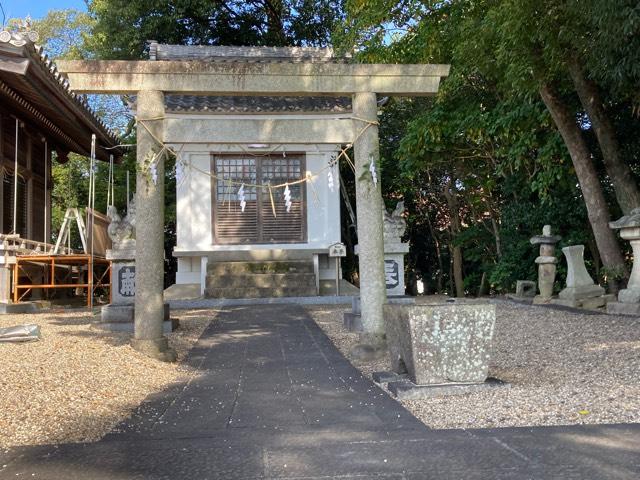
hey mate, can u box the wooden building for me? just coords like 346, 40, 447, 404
0, 25, 120, 304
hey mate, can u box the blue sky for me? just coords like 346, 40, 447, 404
1, 0, 87, 22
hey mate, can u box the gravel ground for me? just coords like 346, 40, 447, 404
306, 299, 640, 429
0, 308, 215, 448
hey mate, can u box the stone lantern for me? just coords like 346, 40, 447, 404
607, 208, 640, 315
530, 225, 561, 304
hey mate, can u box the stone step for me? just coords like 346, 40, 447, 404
205, 286, 317, 299
207, 260, 314, 276
206, 273, 316, 288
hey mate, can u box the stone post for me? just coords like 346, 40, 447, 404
530, 225, 561, 304
132, 90, 175, 362
0, 262, 12, 304
352, 92, 386, 354
608, 208, 640, 315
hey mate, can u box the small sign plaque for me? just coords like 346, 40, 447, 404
118, 266, 136, 297
384, 260, 399, 289
328, 242, 347, 257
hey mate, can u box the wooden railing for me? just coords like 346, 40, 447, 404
0, 234, 75, 256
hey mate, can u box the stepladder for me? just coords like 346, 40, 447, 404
53, 208, 88, 254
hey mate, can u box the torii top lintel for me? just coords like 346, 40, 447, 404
56, 60, 450, 96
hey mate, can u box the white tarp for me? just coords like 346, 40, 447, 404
0, 324, 40, 343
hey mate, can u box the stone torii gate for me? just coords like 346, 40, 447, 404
58, 56, 450, 361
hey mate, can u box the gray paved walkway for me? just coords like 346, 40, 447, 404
2, 304, 639, 479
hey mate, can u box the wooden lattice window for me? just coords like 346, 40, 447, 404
212, 154, 306, 244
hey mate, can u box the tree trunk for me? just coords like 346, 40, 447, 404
567, 58, 640, 214
447, 244, 455, 296
443, 181, 465, 297
491, 216, 502, 258
451, 242, 464, 297
478, 271, 488, 297
426, 213, 444, 293
539, 84, 627, 286
586, 233, 602, 279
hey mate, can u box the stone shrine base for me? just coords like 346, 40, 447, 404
96, 303, 178, 333
506, 294, 533, 304
606, 301, 640, 316
551, 296, 607, 310
373, 371, 510, 400
532, 295, 553, 305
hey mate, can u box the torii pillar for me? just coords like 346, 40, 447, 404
131, 90, 176, 362
352, 92, 386, 356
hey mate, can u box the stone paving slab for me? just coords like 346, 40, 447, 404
1, 304, 639, 479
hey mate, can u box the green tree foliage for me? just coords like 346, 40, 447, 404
336, 0, 639, 294
8, 9, 93, 59
570, 0, 640, 106
87, 0, 344, 59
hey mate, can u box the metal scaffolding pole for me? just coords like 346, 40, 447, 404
43, 138, 48, 242
12, 117, 19, 234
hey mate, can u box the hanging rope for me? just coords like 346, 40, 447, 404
106, 154, 114, 208
134, 115, 380, 195
267, 184, 276, 217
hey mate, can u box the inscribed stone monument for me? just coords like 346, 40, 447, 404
553, 245, 605, 309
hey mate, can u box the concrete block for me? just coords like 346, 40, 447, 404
580, 296, 606, 310
383, 303, 496, 385
100, 303, 171, 323
343, 312, 363, 332
552, 294, 606, 310
558, 284, 605, 301
617, 288, 640, 304
388, 377, 509, 400
533, 295, 553, 305
607, 302, 640, 316
506, 294, 533, 305
515, 280, 536, 298
93, 319, 178, 334
0, 302, 39, 314
100, 304, 134, 323
372, 371, 409, 384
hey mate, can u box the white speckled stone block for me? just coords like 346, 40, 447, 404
383, 303, 496, 384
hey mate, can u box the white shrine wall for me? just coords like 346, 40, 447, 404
170, 142, 343, 287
